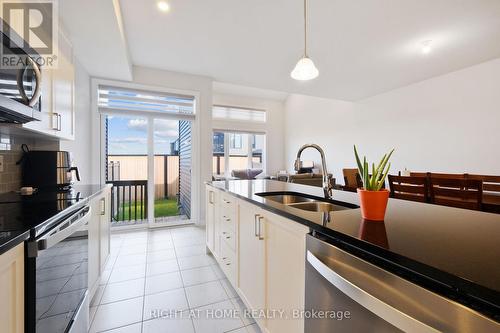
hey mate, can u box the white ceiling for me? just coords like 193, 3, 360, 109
60, 0, 132, 81
65, 0, 500, 101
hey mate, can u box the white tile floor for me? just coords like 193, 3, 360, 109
89, 226, 261, 333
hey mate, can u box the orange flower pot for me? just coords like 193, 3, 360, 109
357, 189, 390, 221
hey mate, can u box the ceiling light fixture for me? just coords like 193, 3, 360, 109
291, 0, 319, 81
421, 40, 432, 55
157, 1, 170, 12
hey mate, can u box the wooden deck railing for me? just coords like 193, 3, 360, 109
106, 180, 148, 222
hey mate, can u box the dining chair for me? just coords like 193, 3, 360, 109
388, 175, 429, 203
429, 178, 483, 210
343, 168, 362, 192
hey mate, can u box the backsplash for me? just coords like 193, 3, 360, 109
0, 132, 59, 194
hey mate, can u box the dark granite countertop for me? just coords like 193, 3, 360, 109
0, 184, 110, 255
209, 179, 500, 319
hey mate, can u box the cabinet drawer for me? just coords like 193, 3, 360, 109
220, 212, 236, 233
221, 228, 236, 251
220, 238, 237, 282
220, 192, 237, 213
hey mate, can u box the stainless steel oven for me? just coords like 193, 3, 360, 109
26, 206, 91, 333
0, 19, 42, 123
304, 233, 499, 333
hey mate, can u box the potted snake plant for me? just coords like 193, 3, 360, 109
354, 145, 394, 221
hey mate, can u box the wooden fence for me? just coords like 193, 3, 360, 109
107, 155, 179, 200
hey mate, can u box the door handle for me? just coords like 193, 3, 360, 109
52, 112, 60, 130
257, 216, 264, 240
100, 198, 106, 216
209, 191, 214, 204
306, 251, 439, 333
254, 214, 260, 237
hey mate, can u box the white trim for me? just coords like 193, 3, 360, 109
147, 117, 154, 225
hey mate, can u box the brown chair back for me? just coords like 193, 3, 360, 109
429, 178, 483, 210
466, 174, 500, 213
410, 172, 466, 179
343, 168, 362, 191
388, 175, 428, 202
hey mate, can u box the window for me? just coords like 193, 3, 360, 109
213, 105, 266, 122
98, 85, 195, 116
212, 131, 266, 179
230, 134, 242, 149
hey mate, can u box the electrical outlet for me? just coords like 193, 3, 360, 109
0, 155, 4, 172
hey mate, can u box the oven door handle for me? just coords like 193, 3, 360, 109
37, 206, 91, 251
306, 251, 440, 333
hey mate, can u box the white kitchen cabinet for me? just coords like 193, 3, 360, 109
206, 186, 219, 256
88, 197, 101, 297
88, 187, 111, 299
0, 243, 24, 333
22, 30, 75, 140
99, 188, 111, 273
51, 31, 75, 140
264, 211, 308, 333
208, 187, 309, 333
238, 200, 266, 325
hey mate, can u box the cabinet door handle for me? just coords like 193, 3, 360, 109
100, 198, 106, 216
58, 113, 62, 131
254, 214, 260, 237
223, 199, 231, 204
258, 216, 264, 240
209, 191, 214, 204
52, 112, 59, 130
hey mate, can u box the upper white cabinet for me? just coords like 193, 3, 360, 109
22, 30, 75, 140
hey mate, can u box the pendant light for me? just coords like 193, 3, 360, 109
291, 0, 319, 81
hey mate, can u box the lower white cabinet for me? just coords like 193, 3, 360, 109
88, 187, 111, 299
265, 212, 308, 333
238, 200, 266, 325
0, 243, 24, 333
206, 186, 218, 255
206, 184, 309, 333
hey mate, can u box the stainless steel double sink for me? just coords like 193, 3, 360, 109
256, 192, 358, 213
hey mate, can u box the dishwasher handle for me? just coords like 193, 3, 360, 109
307, 250, 440, 333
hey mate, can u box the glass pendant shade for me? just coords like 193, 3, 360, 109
290, 56, 319, 81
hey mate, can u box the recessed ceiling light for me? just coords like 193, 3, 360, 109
157, 1, 170, 12
421, 40, 432, 55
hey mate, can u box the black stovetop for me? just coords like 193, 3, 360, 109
0, 185, 108, 248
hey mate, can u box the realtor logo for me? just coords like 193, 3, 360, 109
0, 0, 58, 68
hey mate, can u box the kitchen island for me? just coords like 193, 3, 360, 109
206, 179, 500, 332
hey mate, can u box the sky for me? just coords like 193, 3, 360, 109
107, 116, 180, 155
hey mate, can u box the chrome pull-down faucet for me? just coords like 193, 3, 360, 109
294, 143, 333, 199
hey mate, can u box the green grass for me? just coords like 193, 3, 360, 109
114, 198, 179, 221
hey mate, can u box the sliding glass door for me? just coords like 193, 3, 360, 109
105, 115, 193, 228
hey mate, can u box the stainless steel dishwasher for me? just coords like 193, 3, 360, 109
304, 233, 499, 333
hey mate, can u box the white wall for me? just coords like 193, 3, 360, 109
60, 59, 92, 184
284, 58, 500, 184
212, 92, 286, 175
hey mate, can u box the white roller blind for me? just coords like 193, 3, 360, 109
98, 85, 195, 115
213, 105, 266, 122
